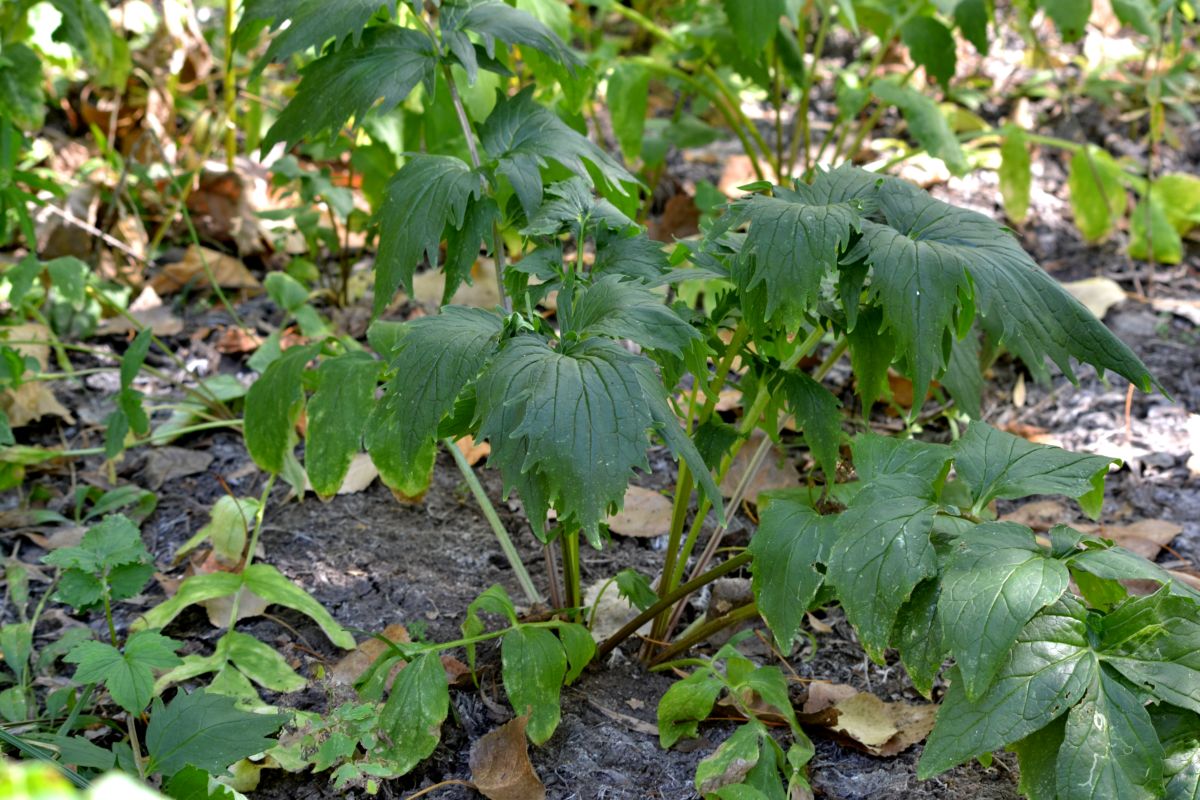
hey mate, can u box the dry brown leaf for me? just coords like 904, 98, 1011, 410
718, 156, 778, 198
1012, 372, 1026, 407
202, 586, 270, 628
470, 716, 545, 800
1000, 499, 1070, 531
606, 486, 673, 537
583, 578, 648, 643
1091, 519, 1182, 560
456, 435, 491, 466
98, 287, 183, 337
1062, 277, 1126, 319
149, 245, 261, 295
1148, 296, 1200, 326
719, 431, 800, 501
142, 446, 213, 489
330, 624, 412, 685
410, 259, 500, 310
800, 683, 936, 757
215, 326, 264, 354
0, 323, 74, 427
648, 193, 700, 242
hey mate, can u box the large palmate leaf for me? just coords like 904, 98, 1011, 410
720, 0, 784, 57
475, 336, 719, 545
479, 88, 636, 217
374, 155, 487, 314
441, 0, 580, 85
261, 25, 436, 152
827, 478, 938, 659
240, 0, 395, 63
952, 422, 1117, 518
715, 166, 874, 327
938, 522, 1070, 699
750, 493, 837, 652
919, 599, 1097, 777
366, 306, 502, 495
560, 274, 699, 358
306, 352, 382, 497
849, 176, 1155, 403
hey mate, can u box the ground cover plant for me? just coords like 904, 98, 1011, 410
1, 0, 1200, 798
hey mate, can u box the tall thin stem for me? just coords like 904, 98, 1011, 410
223, 0, 237, 170
562, 529, 582, 620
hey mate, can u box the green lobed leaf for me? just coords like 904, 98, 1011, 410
244, 343, 320, 475
561, 274, 699, 358
999, 127, 1032, 224
373, 156, 487, 315
305, 352, 382, 497
720, 0, 784, 57
900, 16, 957, 86
261, 25, 437, 152
952, 422, 1116, 517
1067, 146, 1128, 242
750, 492, 836, 653
366, 306, 502, 495
479, 87, 636, 217
144, 690, 284, 777
827, 479, 938, 660
870, 81, 968, 175
615, 568, 657, 611
607, 62, 649, 162
444, 0, 581, 76
938, 522, 1070, 699
658, 668, 724, 748
1154, 705, 1200, 800
501, 626, 567, 744
378, 652, 449, 775
66, 631, 182, 714
918, 599, 1097, 778
1056, 665, 1164, 800
239, 0, 395, 63
1100, 591, 1200, 715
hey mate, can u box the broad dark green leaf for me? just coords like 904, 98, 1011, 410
938, 522, 1070, 699
1100, 591, 1200, 715
239, 0, 394, 63
780, 371, 842, 482
374, 155, 487, 314
1069, 545, 1200, 602
562, 274, 699, 358
845, 306, 894, 414
379, 652, 450, 775
828, 482, 938, 659
607, 62, 649, 161
0, 44, 45, 131
952, 422, 1116, 517
1009, 715, 1067, 800
919, 599, 1097, 777
1154, 706, 1200, 800
942, 330, 983, 420
244, 343, 320, 475
479, 87, 636, 217
261, 26, 436, 152
366, 307, 502, 496
658, 668, 725, 748
893, 579, 945, 697
900, 16, 956, 86
954, 0, 990, 54
999, 127, 1032, 224
870, 81, 968, 175
144, 690, 283, 777
306, 352, 382, 497
444, 0, 581, 76
502, 627, 567, 744
721, 0, 784, 57
65, 631, 181, 714
522, 177, 635, 236
593, 233, 671, 281
1040, 0, 1091, 41
1067, 146, 1128, 242
750, 493, 836, 652
1057, 666, 1163, 800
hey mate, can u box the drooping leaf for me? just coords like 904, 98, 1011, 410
244, 343, 320, 475
1129, 197, 1183, 265
144, 690, 283, 777
827, 480, 938, 659
900, 16, 957, 86
750, 493, 837, 652
239, 0, 395, 63
1100, 591, 1200, 715
1149, 173, 1200, 235
870, 81, 968, 175
918, 599, 1097, 778
954, 0, 990, 54
938, 522, 1070, 699
607, 62, 649, 162
479, 87, 636, 217
261, 25, 437, 152
720, 0, 784, 57
893, 579, 945, 697
65, 631, 182, 714
366, 306, 502, 494
501, 627, 567, 744
305, 352, 382, 497
1056, 666, 1164, 800
243, 564, 356, 650
780, 371, 842, 482
1067, 146, 1128, 242
1039, 0, 1091, 41
221, 630, 306, 693
696, 721, 765, 797
558, 623, 594, 685
952, 422, 1117, 517
1154, 705, 1200, 800
562, 274, 699, 358
443, 0, 581, 77
522, 176, 635, 237
1009, 715, 1067, 800
845, 306, 894, 414
658, 668, 725, 748
379, 652, 450, 775
999, 127, 1032, 224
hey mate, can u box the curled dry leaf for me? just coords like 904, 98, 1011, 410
1001, 500, 1181, 559
302, 453, 379, 497
215, 326, 264, 354
141, 446, 213, 490
149, 245, 261, 295
799, 681, 936, 756
470, 715, 545, 800
0, 323, 75, 427
1062, 276, 1126, 319
606, 485, 673, 537
455, 435, 491, 466
330, 624, 412, 685
98, 286, 183, 337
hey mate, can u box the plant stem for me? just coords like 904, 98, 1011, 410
224, 474, 275, 631
101, 589, 118, 647
649, 602, 759, 666
789, 7, 832, 178
561, 528, 582, 620
596, 551, 752, 661
444, 438, 542, 604
126, 713, 146, 780
223, 0, 237, 170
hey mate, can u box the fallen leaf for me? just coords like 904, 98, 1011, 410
1012, 372, 1026, 407
303, 453, 379, 497
719, 431, 800, 501
1062, 277, 1126, 319
606, 486, 673, 537
142, 446, 213, 489
456, 435, 491, 466
1148, 296, 1200, 326
410, 259, 500, 310
97, 286, 182, 336
1000, 499, 1070, 531
1093, 519, 1182, 560
1187, 414, 1200, 477
330, 624, 412, 685
202, 586, 270, 628
149, 245, 261, 295
215, 326, 264, 354
800, 682, 936, 757
583, 577, 649, 643
0, 323, 75, 427
470, 716, 545, 800
648, 192, 700, 242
